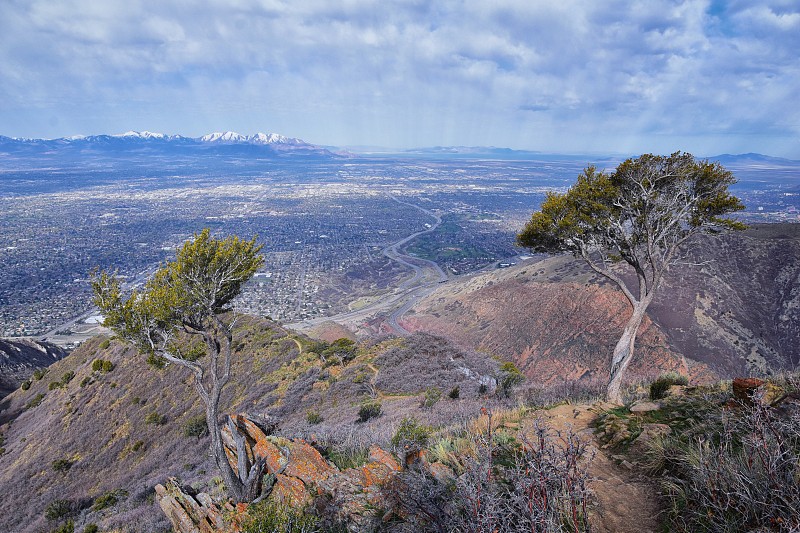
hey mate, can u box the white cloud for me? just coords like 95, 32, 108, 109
0, 0, 797, 156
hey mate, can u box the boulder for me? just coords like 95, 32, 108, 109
732, 378, 784, 406
629, 401, 661, 413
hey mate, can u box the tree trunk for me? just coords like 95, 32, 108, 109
606, 300, 650, 404
206, 405, 248, 503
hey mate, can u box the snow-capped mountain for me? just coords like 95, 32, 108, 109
199, 131, 248, 143
0, 130, 342, 159
113, 130, 170, 140
198, 131, 306, 145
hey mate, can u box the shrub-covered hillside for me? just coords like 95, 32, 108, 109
0, 317, 504, 532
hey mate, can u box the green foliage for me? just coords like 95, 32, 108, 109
33, 368, 48, 380
50, 519, 74, 533
92, 228, 264, 362
26, 393, 45, 408
357, 400, 382, 422
146, 353, 166, 369
421, 386, 442, 408
83, 524, 99, 533
20, 380, 31, 391
79, 376, 90, 387
498, 362, 525, 398
131, 440, 145, 452
320, 338, 357, 365
91, 359, 114, 372
98, 338, 111, 350
649, 372, 689, 400
51, 458, 73, 472
306, 410, 323, 425
145, 412, 167, 425
92, 489, 127, 511
44, 499, 72, 521
518, 153, 744, 257
391, 417, 432, 450
48, 381, 62, 391
183, 415, 208, 437
448, 385, 460, 399
242, 499, 319, 533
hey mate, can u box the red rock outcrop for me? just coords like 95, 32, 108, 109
157, 413, 403, 532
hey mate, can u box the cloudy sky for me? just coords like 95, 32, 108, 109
1, 0, 798, 157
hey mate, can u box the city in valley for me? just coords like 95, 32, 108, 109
1, 144, 798, 346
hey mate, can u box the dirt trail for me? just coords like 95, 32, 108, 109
524, 403, 662, 533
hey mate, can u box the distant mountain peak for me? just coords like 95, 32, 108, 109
114, 130, 168, 139
199, 131, 248, 143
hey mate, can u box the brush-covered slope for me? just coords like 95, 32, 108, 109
0, 338, 67, 399
403, 223, 800, 383
0, 316, 498, 533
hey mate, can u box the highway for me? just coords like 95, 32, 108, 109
288, 196, 448, 336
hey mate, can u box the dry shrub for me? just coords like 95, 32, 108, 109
385, 416, 593, 532
647, 384, 800, 532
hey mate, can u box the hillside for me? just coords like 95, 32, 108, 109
0, 339, 66, 399
402, 223, 800, 385
0, 317, 499, 532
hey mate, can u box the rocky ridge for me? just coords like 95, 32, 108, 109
0, 338, 66, 399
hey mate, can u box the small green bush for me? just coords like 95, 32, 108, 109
448, 386, 460, 399
92, 489, 127, 511
183, 415, 208, 437
48, 381, 63, 391
357, 400, 382, 422
147, 353, 166, 369
79, 376, 90, 388
33, 368, 48, 381
20, 380, 31, 391
421, 387, 442, 408
26, 393, 45, 408
52, 458, 73, 472
242, 499, 319, 533
498, 361, 525, 397
145, 412, 167, 425
60, 371, 75, 385
91, 359, 114, 372
51, 519, 74, 533
132, 440, 145, 452
98, 338, 111, 350
306, 410, 323, 425
391, 417, 432, 450
83, 524, 99, 533
649, 372, 689, 400
44, 499, 72, 521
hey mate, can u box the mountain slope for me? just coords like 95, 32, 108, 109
0, 318, 497, 532
402, 223, 800, 384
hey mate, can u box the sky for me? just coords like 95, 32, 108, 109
1, 0, 798, 157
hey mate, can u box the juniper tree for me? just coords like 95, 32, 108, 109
92, 229, 265, 502
518, 152, 744, 403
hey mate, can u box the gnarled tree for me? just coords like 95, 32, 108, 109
518, 152, 744, 403
92, 229, 265, 502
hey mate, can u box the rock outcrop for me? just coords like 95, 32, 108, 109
156, 413, 403, 532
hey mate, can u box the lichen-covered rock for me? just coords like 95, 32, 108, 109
158, 413, 406, 532
732, 377, 784, 406
155, 478, 237, 533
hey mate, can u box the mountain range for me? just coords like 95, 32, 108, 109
0, 130, 342, 159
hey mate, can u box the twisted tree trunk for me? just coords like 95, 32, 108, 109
606, 298, 652, 404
